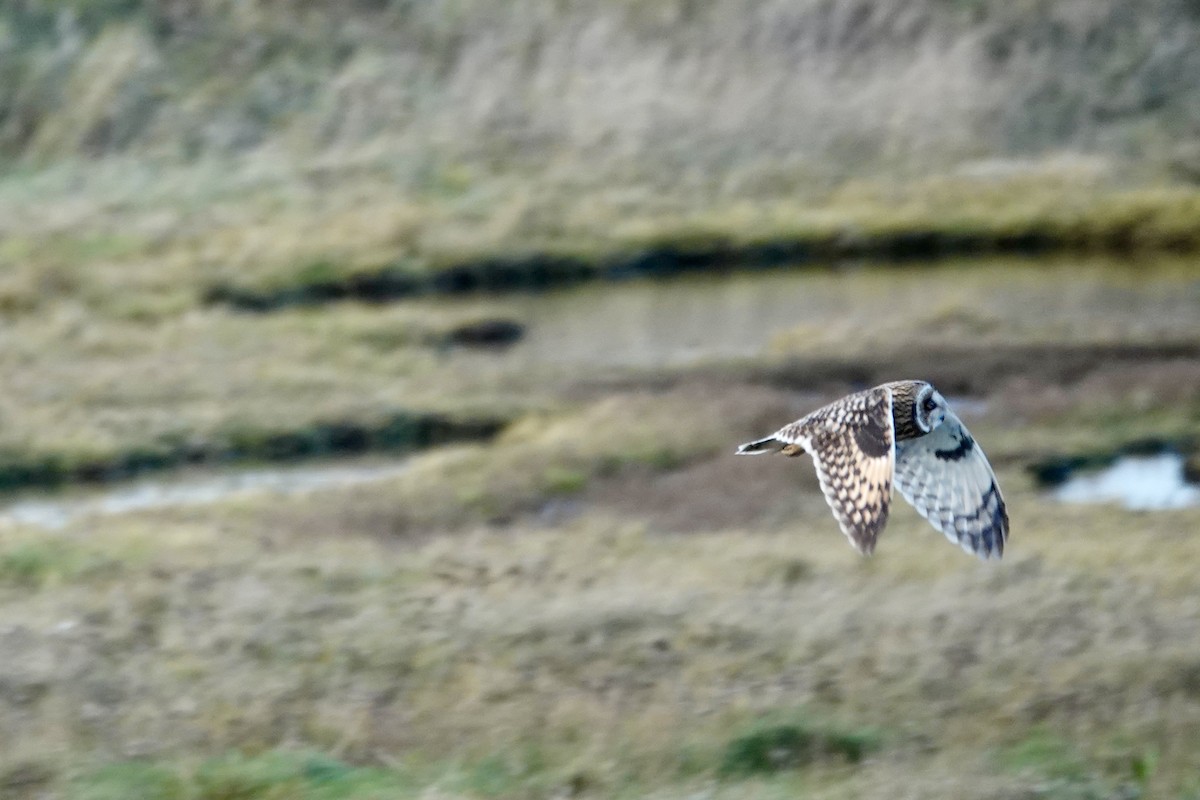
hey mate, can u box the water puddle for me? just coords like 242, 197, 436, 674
0, 460, 411, 530
1051, 452, 1200, 510
461, 260, 1200, 371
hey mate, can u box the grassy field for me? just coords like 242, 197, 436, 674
0, 252, 1199, 797
2, 374, 1200, 799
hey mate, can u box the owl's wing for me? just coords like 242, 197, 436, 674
894, 410, 1008, 559
784, 387, 895, 555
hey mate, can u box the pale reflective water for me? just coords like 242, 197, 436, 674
1052, 453, 1200, 510
0, 461, 411, 530
481, 258, 1200, 369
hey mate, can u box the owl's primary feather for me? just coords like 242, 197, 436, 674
893, 411, 1008, 558
736, 381, 1008, 559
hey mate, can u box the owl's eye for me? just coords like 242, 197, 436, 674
923, 396, 938, 413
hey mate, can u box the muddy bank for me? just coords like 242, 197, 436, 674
0, 411, 508, 494
743, 341, 1200, 397
8, 338, 1195, 496
201, 230, 1096, 312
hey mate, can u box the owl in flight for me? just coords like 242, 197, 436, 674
737, 381, 1008, 559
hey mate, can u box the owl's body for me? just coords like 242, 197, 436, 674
737, 381, 1008, 559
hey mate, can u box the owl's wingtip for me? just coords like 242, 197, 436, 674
970, 536, 1005, 561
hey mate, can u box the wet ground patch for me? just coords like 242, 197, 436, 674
1027, 437, 1197, 488
1029, 437, 1200, 510
1040, 450, 1200, 511
0, 460, 417, 530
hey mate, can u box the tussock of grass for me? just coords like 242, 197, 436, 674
0, 541, 81, 588
719, 718, 880, 776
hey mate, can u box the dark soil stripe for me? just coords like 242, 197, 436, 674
201, 229, 1097, 313
753, 342, 1200, 397
0, 412, 509, 494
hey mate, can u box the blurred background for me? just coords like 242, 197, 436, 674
1, 1, 1200, 797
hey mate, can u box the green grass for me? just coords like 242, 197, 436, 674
193, 177, 1200, 311
0, 541, 77, 588
70, 753, 415, 800
59, 720, 879, 800
73, 763, 186, 800
997, 731, 1159, 800
0, 538, 122, 590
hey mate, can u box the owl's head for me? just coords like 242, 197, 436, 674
913, 382, 948, 434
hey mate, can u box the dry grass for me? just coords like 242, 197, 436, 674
6, 0, 1200, 169
2, 349, 1200, 798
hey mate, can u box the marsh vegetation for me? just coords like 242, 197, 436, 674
2, 1, 1200, 798
0, 257, 1198, 799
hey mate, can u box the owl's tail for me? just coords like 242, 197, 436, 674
735, 436, 781, 455
737, 436, 806, 456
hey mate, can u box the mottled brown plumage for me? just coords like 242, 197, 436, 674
736, 380, 1008, 559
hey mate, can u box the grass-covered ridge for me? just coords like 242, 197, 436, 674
4, 1, 1200, 320
202, 178, 1200, 311
8, 163, 1200, 319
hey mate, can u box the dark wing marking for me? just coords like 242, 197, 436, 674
789, 387, 895, 555
894, 410, 1008, 559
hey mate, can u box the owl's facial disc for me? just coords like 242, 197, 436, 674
914, 384, 947, 433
